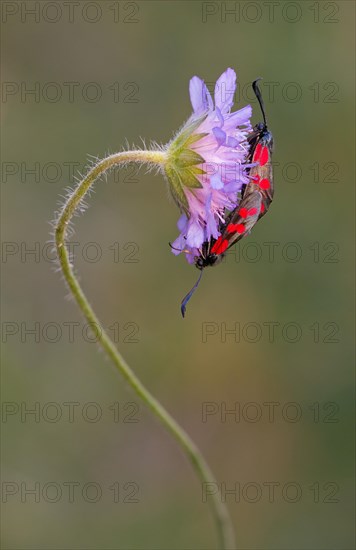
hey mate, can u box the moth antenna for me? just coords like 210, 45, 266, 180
180, 270, 204, 318
168, 242, 192, 254
252, 78, 267, 127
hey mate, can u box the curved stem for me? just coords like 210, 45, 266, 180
55, 150, 236, 549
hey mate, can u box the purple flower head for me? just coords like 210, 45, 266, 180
163, 68, 252, 263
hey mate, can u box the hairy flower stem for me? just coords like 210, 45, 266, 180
55, 150, 236, 549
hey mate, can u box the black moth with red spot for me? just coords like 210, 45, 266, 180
181, 79, 274, 317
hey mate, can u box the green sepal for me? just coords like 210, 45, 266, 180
190, 166, 206, 175
185, 132, 209, 146
175, 149, 205, 168
165, 165, 190, 212
164, 114, 208, 212
171, 116, 207, 151
183, 169, 203, 189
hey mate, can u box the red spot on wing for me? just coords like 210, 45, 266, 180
259, 146, 269, 166
211, 237, 229, 255
239, 207, 248, 218
227, 223, 245, 234
253, 143, 269, 166
259, 178, 270, 190
251, 174, 270, 190
254, 143, 262, 162
260, 202, 265, 214
236, 224, 246, 234
248, 207, 258, 216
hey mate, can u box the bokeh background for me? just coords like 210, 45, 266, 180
1, 1, 355, 549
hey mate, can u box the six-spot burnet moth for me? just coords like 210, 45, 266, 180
180, 79, 274, 317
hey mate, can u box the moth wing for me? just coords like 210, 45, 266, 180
224, 191, 263, 251
210, 191, 263, 256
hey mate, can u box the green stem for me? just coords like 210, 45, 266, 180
55, 150, 236, 549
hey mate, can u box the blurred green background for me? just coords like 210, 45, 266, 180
1, 1, 355, 549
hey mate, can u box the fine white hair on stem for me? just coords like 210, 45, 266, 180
50, 145, 166, 275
